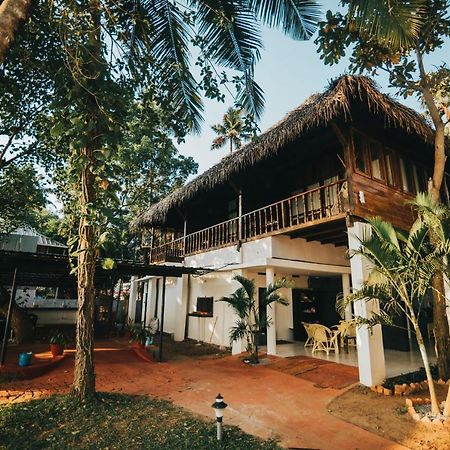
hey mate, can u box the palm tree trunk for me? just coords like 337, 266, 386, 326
412, 317, 440, 415
229, 138, 233, 154
0, 0, 31, 64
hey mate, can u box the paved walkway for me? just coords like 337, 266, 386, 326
0, 340, 408, 450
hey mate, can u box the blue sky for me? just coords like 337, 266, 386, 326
179, 8, 450, 176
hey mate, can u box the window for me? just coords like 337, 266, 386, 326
193, 297, 213, 317
368, 140, 386, 181
384, 149, 398, 187
399, 157, 416, 194
353, 132, 369, 174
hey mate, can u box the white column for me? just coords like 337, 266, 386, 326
348, 222, 386, 387
127, 276, 138, 324
231, 269, 246, 355
341, 273, 352, 321
266, 267, 277, 355
174, 275, 189, 342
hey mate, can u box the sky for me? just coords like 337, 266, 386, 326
179, 6, 450, 176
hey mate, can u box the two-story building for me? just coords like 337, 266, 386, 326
132, 75, 444, 386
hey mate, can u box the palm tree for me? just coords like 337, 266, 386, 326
220, 275, 288, 364
340, 197, 450, 415
211, 108, 253, 153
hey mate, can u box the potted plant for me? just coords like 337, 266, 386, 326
128, 324, 153, 349
49, 331, 67, 357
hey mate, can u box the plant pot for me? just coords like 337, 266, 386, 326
50, 344, 64, 357
18, 352, 33, 367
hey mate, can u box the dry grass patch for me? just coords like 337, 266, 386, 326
328, 384, 450, 450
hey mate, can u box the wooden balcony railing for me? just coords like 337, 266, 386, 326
150, 179, 347, 263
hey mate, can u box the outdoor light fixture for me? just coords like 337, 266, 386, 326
211, 393, 228, 441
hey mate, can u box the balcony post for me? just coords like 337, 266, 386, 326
238, 189, 243, 244
183, 218, 187, 257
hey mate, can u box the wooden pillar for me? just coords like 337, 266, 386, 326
266, 267, 277, 355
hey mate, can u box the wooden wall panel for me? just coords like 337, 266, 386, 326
351, 172, 415, 230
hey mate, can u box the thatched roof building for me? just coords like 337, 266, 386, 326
133, 75, 436, 229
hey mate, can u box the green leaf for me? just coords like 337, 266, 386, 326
101, 258, 116, 270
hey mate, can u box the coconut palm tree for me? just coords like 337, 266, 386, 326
211, 108, 253, 153
340, 199, 450, 415
220, 274, 288, 364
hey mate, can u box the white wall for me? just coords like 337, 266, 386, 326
186, 271, 239, 347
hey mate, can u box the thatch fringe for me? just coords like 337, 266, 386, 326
133, 75, 433, 229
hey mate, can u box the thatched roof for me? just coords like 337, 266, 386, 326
133, 75, 434, 229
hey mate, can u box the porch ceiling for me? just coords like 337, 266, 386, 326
287, 218, 348, 247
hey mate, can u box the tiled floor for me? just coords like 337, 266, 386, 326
267, 340, 436, 378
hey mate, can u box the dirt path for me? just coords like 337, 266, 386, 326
0, 340, 408, 450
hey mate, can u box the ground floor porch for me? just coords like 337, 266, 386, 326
264, 341, 437, 379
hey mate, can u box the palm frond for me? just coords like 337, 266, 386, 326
196, 0, 262, 70
148, 0, 204, 132
250, 0, 321, 40
229, 319, 248, 343
233, 274, 255, 300
347, 0, 428, 50
219, 287, 249, 318
235, 69, 265, 119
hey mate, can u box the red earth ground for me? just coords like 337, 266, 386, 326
0, 339, 408, 450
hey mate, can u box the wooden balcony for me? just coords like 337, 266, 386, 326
149, 179, 347, 263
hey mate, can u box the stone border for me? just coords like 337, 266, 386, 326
0, 354, 66, 380
371, 379, 449, 396
405, 397, 450, 426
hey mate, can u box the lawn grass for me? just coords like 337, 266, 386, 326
0, 393, 281, 450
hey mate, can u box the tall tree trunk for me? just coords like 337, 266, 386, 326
0, 0, 31, 64
431, 271, 450, 380
417, 49, 450, 380
72, 144, 97, 401
72, 0, 101, 401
